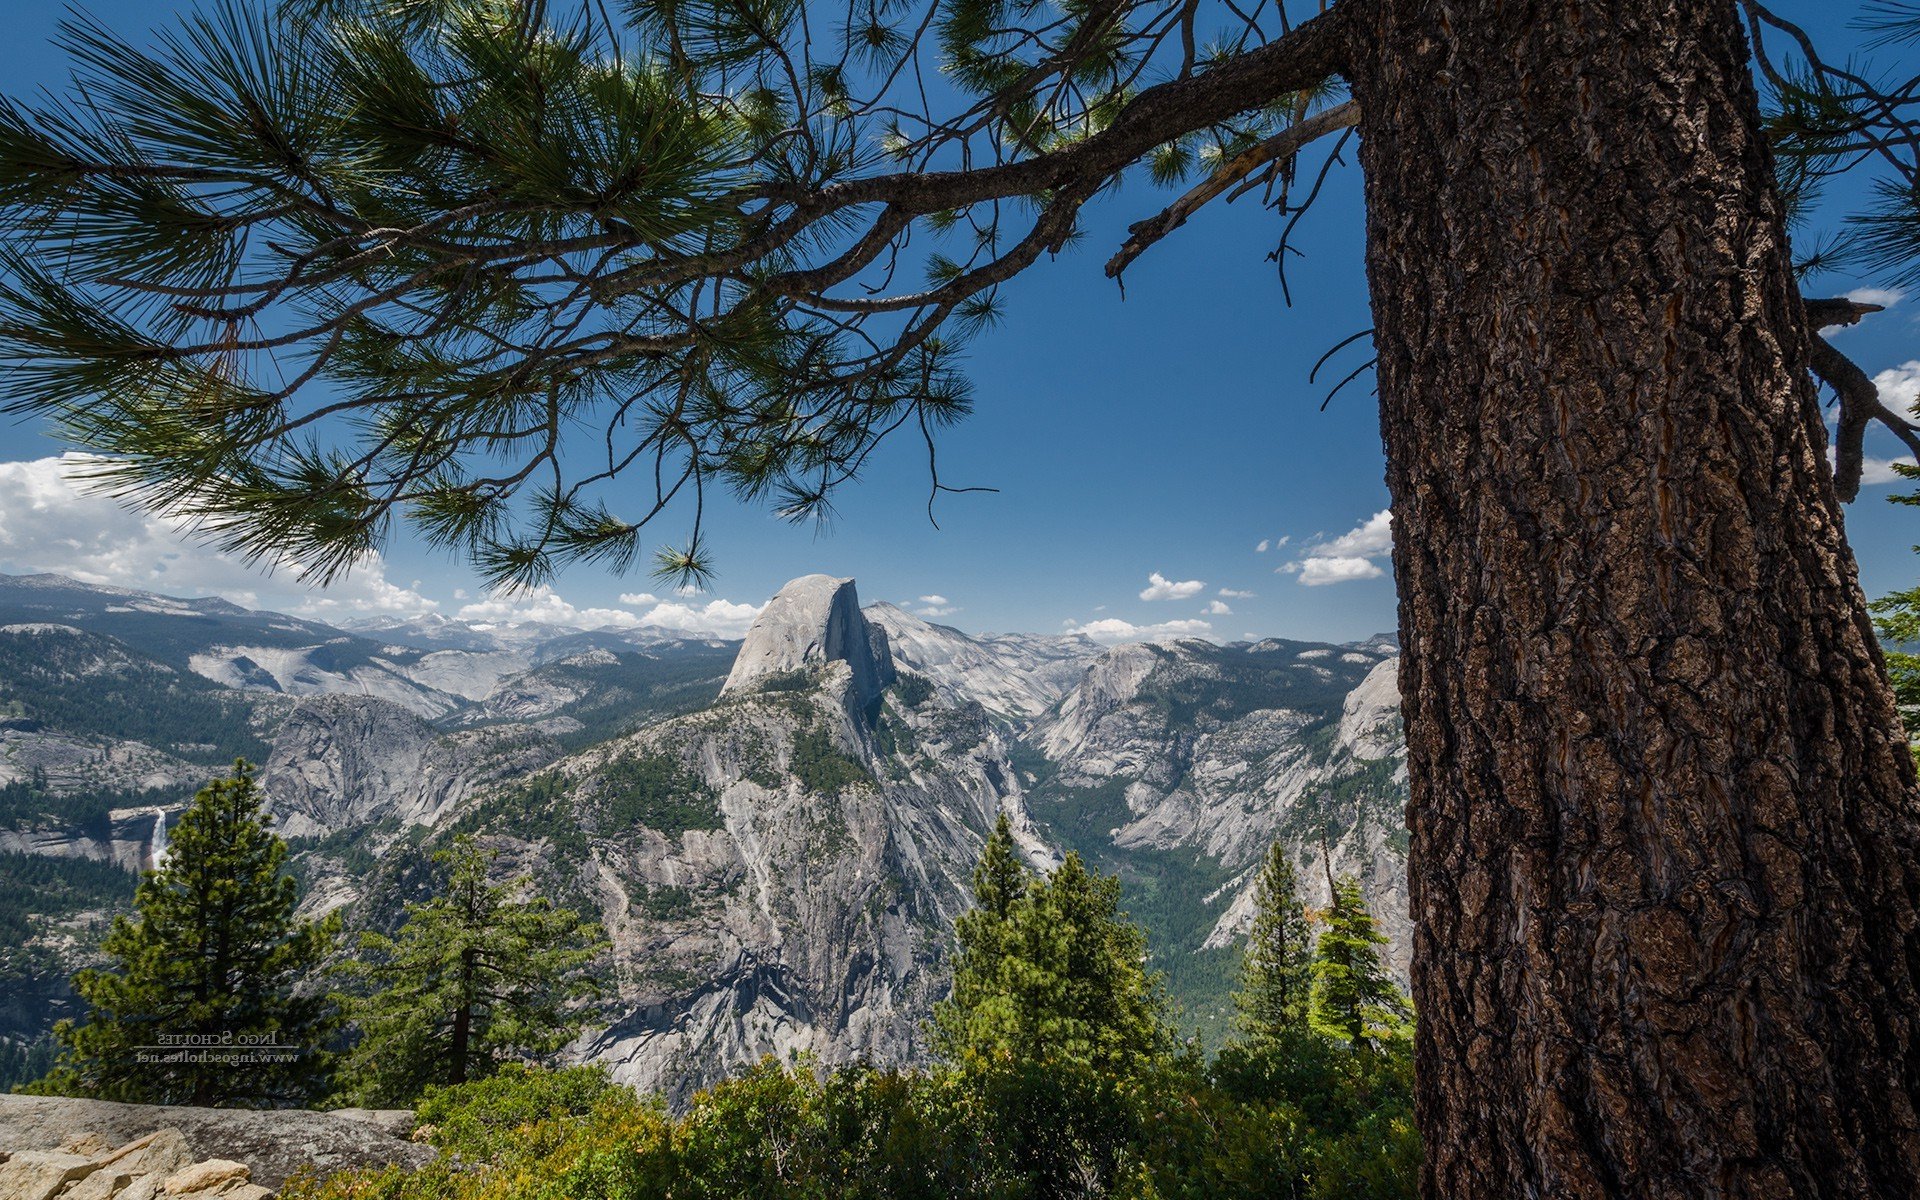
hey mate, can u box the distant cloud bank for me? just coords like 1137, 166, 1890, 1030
0, 454, 764, 637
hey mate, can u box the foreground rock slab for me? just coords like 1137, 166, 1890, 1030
0, 1095, 435, 1192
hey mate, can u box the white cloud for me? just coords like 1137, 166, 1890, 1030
1278, 509, 1393, 587
0, 454, 768, 635
456, 585, 647, 629
1318, 509, 1393, 558
1289, 556, 1385, 586
1824, 446, 1916, 487
1065, 616, 1215, 645
1204, 600, 1233, 615
1865, 458, 1917, 485
630, 597, 763, 638
911, 593, 960, 617
1848, 287, 1905, 309
292, 572, 442, 620
0, 454, 439, 618
1139, 572, 1206, 601
458, 586, 763, 637
1218, 587, 1255, 599
1873, 361, 1920, 414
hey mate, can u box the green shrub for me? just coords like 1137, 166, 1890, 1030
449, 772, 588, 860
596, 755, 722, 836
632, 884, 695, 919
891, 674, 936, 709
1308, 1106, 1423, 1200
415, 1064, 632, 1162
789, 726, 872, 797
285, 1066, 669, 1200
1212, 1029, 1414, 1139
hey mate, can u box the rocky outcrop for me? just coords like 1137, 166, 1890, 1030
1029, 642, 1180, 778
1336, 657, 1403, 761
721, 576, 895, 711
1025, 638, 1413, 978
186, 642, 471, 720
863, 603, 1100, 721
259, 695, 559, 839
0, 728, 206, 797
0, 806, 177, 872
553, 647, 1023, 1101
0, 1096, 431, 1194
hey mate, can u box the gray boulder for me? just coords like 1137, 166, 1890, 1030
0, 1095, 432, 1191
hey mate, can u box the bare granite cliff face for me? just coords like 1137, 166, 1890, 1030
556, 601, 1027, 1101
721, 576, 894, 710
1024, 638, 1412, 979
862, 603, 1101, 721
259, 695, 559, 840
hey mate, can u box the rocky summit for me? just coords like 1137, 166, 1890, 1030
0, 570, 1406, 1092
721, 575, 896, 709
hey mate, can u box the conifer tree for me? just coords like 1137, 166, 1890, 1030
934, 821, 1170, 1194
337, 836, 607, 1106
1234, 841, 1315, 1039
25, 761, 337, 1106
933, 814, 1028, 1070
1312, 877, 1408, 1053
11, 1, 1920, 1190
935, 833, 1165, 1076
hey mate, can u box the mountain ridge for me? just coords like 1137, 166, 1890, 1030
0, 570, 1411, 1088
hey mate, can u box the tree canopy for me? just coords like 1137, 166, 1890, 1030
25, 761, 338, 1107
336, 834, 607, 1105
1310, 875, 1406, 1052
1234, 840, 1314, 1040
3, 0, 1914, 589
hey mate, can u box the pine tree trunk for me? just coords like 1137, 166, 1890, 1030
1344, 1, 1920, 1193
451, 948, 476, 1086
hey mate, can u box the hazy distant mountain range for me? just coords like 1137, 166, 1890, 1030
0, 570, 1406, 1095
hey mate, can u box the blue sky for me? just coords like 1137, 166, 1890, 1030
1, 1, 1917, 645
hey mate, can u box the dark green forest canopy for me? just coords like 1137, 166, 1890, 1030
0, 0, 1913, 592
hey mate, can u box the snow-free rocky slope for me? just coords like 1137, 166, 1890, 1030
0, 571, 1408, 1089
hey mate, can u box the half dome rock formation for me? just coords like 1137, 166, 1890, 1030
721, 575, 895, 709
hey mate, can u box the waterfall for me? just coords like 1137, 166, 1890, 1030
150, 807, 170, 870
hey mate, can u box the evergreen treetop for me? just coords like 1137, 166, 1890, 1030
935, 825, 1168, 1077
336, 834, 607, 1106
1311, 875, 1408, 1052
1234, 840, 1315, 1040
24, 760, 337, 1107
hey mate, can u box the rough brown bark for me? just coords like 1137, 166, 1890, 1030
1345, 1, 1920, 1194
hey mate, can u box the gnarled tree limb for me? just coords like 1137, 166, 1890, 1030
1803, 298, 1920, 500
1105, 98, 1361, 280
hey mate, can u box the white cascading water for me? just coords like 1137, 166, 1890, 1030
149, 807, 170, 870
